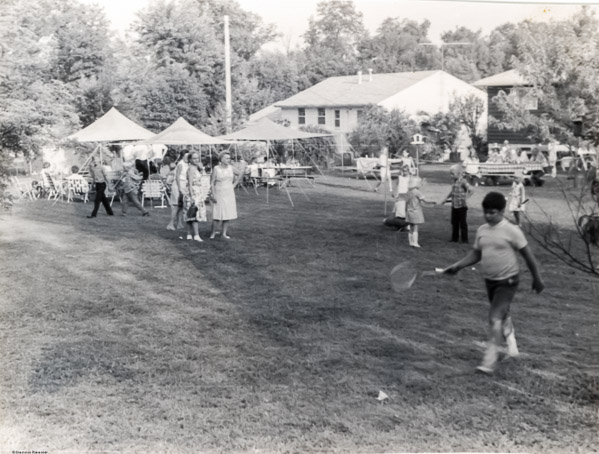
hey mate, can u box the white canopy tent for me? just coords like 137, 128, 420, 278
218, 117, 333, 173
67, 107, 156, 174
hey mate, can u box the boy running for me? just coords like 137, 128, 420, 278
443, 191, 544, 373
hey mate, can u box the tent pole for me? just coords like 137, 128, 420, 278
297, 141, 325, 176
79, 144, 101, 175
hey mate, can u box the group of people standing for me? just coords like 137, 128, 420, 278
384, 161, 528, 246
166, 150, 241, 242
381, 149, 544, 375
87, 149, 242, 242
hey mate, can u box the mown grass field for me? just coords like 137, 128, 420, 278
0, 165, 597, 453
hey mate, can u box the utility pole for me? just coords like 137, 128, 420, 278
419, 42, 472, 72
224, 15, 232, 134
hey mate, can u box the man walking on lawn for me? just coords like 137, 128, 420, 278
87, 156, 114, 218
442, 164, 473, 243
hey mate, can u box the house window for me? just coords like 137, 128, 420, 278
512, 88, 538, 110
298, 108, 305, 125
334, 110, 341, 128
318, 108, 326, 125
357, 109, 364, 124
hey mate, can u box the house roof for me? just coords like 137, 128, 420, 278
218, 118, 332, 141
472, 69, 529, 88
68, 107, 155, 142
275, 71, 440, 108
141, 117, 234, 145
248, 104, 282, 122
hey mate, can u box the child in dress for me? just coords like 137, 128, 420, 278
509, 173, 526, 225
405, 177, 437, 248
383, 168, 410, 231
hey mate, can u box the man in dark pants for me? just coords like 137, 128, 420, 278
441, 164, 473, 243
87, 156, 114, 218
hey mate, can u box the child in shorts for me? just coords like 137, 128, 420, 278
443, 191, 544, 373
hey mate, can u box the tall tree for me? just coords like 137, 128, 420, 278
486, 23, 520, 75
194, 0, 276, 61
493, 7, 599, 146
441, 27, 490, 81
358, 18, 438, 73
302, 0, 367, 84
132, 0, 278, 123
0, 0, 80, 172
121, 62, 210, 132
249, 50, 305, 106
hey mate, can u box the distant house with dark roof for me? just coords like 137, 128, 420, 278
273, 70, 487, 134
473, 69, 539, 147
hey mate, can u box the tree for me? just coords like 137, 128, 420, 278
347, 105, 417, 157
486, 23, 520, 75
491, 7, 599, 276
441, 27, 490, 82
419, 111, 461, 159
449, 93, 487, 153
0, 0, 80, 175
249, 51, 305, 106
302, 0, 367, 84
195, 0, 277, 61
132, 0, 278, 124
493, 8, 599, 147
122, 62, 211, 132
358, 18, 438, 73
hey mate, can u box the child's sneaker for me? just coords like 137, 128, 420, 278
506, 332, 520, 358
477, 344, 498, 374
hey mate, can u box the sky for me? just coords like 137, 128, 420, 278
82, 0, 597, 48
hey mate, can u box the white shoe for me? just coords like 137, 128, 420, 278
506, 332, 520, 358
477, 344, 498, 373
193, 235, 203, 242
186, 234, 192, 240
411, 243, 421, 248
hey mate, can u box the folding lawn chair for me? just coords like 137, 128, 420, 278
10, 176, 37, 201
41, 171, 60, 200
141, 178, 169, 208
49, 174, 67, 205
66, 175, 90, 203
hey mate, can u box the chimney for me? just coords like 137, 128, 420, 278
368, 68, 373, 82
357, 70, 362, 84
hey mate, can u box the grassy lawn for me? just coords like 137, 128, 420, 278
0, 165, 597, 453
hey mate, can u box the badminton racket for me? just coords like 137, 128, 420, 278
389, 261, 444, 293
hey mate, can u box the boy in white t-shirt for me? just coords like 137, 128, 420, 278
443, 192, 544, 373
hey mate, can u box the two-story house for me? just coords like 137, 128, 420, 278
473, 69, 539, 148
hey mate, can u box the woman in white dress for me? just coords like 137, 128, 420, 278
210, 151, 241, 239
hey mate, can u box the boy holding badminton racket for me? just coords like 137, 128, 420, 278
443, 191, 544, 374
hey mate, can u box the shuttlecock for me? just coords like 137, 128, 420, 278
377, 390, 389, 402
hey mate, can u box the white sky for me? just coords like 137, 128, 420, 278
82, 0, 597, 47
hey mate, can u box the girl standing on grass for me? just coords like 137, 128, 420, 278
509, 173, 526, 226
184, 152, 209, 242
405, 177, 436, 248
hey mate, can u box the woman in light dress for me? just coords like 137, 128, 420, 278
210, 151, 242, 239
183, 152, 210, 242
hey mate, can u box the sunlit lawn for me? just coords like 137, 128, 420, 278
0, 166, 597, 453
